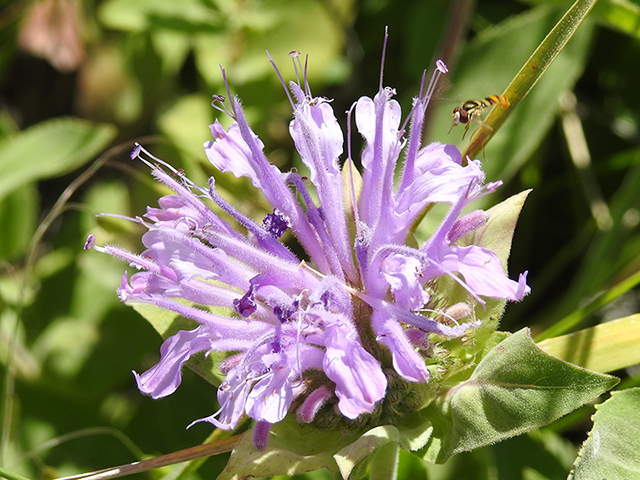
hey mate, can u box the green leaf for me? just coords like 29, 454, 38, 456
368, 442, 399, 480
98, 0, 222, 32
467, 190, 531, 268
523, 0, 640, 40
334, 420, 440, 480
537, 314, 640, 372
193, 0, 348, 87
568, 388, 640, 479
0, 118, 116, 203
334, 427, 399, 479
0, 183, 38, 262
419, 328, 618, 463
132, 303, 198, 339
591, 0, 640, 37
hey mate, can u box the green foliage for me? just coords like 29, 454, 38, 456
428, 3, 595, 183
0, 119, 116, 202
538, 314, 640, 371
569, 388, 640, 479
419, 329, 618, 463
218, 416, 353, 480
2, 0, 640, 479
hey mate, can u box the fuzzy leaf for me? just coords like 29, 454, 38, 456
467, 190, 531, 268
333, 419, 437, 479
335, 426, 400, 479
568, 388, 640, 479
418, 328, 619, 463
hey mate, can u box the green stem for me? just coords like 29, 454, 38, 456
160, 427, 239, 480
0, 467, 32, 480
462, 0, 599, 159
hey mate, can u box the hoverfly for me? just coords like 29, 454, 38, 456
449, 95, 510, 138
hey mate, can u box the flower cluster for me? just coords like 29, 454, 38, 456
87, 54, 529, 449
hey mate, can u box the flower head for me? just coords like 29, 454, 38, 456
89, 49, 529, 449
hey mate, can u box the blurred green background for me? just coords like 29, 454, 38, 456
1, 0, 639, 479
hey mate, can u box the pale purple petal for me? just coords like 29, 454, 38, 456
289, 95, 342, 183
372, 312, 430, 382
323, 322, 386, 419
356, 90, 403, 229
245, 364, 293, 424
380, 253, 429, 311
395, 145, 484, 219
205, 120, 266, 189
426, 244, 531, 302
133, 325, 217, 399
289, 93, 356, 281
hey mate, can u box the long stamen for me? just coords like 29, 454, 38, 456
401, 59, 448, 134
346, 102, 361, 229
210, 93, 235, 118
417, 69, 427, 99
422, 59, 448, 109
289, 50, 302, 87
218, 65, 238, 120
303, 54, 311, 97
132, 143, 195, 188
267, 50, 295, 110
379, 26, 389, 91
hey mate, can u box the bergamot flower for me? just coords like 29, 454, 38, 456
87, 51, 529, 450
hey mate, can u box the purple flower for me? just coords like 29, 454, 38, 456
89, 51, 529, 449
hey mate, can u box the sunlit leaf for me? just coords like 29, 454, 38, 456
537, 314, 640, 372
592, 0, 640, 37
193, 0, 349, 87
0, 118, 116, 202
98, 0, 222, 32
522, 0, 640, 39
334, 426, 399, 479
